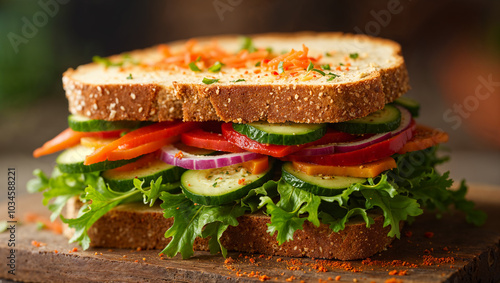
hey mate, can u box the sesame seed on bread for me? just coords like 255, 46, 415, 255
63, 32, 409, 123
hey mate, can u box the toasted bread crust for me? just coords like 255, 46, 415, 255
65, 199, 395, 260
63, 32, 410, 123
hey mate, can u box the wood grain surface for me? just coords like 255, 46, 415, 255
0, 184, 499, 282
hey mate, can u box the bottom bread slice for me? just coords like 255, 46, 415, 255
64, 198, 396, 260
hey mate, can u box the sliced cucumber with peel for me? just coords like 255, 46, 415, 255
232, 121, 326, 145
393, 96, 420, 117
281, 162, 365, 196
181, 162, 274, 205
68, 114, 141, 132
56, 144, 138, 173
102, 159, 186, 192
332, 104, 401, 134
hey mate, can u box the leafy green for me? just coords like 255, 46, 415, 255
62, 179, 140, 249
160, 178, 278, 258
261, 175, 422, 242
28, 168, 101, 221
133, 177, 180, 207
159, 192, 246, 259
390, 147, 486, 226
259, 180, 322, 244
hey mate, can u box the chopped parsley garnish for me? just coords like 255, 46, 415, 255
188, 57, 202, 72
306, 61, 314, 72
126, 73, 133, 80
255, 61, 261, 67
93, 54, 139, 67
339, 63, 344, 66
202, 78, 219, 85
265, 47, 273, 54
230, 79, 245, 83
349, 52, 359, 59
208, 61, 224, 73
92, 56, 122, 67
321, 64, 331, 70
327, 73, 339, 81
325, 52, 332, 57
312, 69, 325, 76
240, 36, 257, 53
212, 182, 217, 187
278, 61, 284, 74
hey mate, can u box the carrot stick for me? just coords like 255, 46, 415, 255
33, 128, 86, 158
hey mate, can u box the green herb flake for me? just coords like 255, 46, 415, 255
339, 63, 344, 66
306, 61, 314, 72
312, 69, 325, 76
230, 79, 245, 83
209, 61, 224, 73
126, 73, 133, 80
327, 73, 339, 81
240, 36, 257, 53
265, 47, 273, 54
321, 64, 331, 70
325, 52, 332, 57
278, 61, 285, 74
213, 182, 217, 187
255, 61, 261, 67
349, 52, 359, 59
93, 56, 122, 68
202, 78, 219, 85
188, 62, 201, 72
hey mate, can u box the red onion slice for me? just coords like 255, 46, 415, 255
293, 144, 335, 156
160, 144, 263, 170
334, 132, 392, 153
390, 105, 412, 136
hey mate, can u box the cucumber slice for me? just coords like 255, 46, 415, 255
281, 162, 365, 196
181, 162, 274, 205
393, 97, 420, 117
56, 144, 138, 173
232, 122, 326, 145
102, 159, 186, 191
332, 104, 401, 134
68, 114, 141, 132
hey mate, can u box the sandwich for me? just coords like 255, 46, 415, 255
28, 32, 486, 260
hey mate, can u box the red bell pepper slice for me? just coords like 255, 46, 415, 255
221, 123, 307, 157
283, 120, 416, 166
84, 121, 199, 165
181, 129, 245, 153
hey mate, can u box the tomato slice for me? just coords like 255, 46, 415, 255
84, 121, 199, 165
284, 120, 416, 166
221, 123, 307, 157
181, 129, 245, 153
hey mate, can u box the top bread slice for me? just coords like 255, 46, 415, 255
63, 32, 410, 124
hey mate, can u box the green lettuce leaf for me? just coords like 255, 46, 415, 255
159, 192, 246, 259
62, 179, 140, 249
133, 177, 181, 207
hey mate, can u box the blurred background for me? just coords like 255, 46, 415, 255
0, 0, 499, 200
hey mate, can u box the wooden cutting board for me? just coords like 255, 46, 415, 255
1, 184, 499, 282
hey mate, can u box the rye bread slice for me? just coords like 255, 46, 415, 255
63, 32, 409, 123
64, 198, 396, 260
